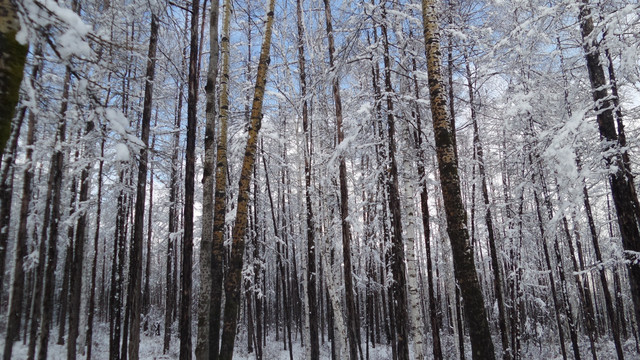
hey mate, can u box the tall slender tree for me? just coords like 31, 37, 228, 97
322, 1, 362, 358
295, 0, 319, 358
196, 0, 219, 357
125, 10, 159, 360
578, 0, 640, 337
420, 1, 496, 359
218, 0, 276, 357
181, 0, 201, 357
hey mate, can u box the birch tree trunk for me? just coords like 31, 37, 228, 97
402, 128, 426, 359
320, 232, 347, 360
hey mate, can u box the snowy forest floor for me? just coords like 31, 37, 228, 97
2, 323, 638, 359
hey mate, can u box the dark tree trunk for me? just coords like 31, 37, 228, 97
86, 131, 105, 360
126, 13, 158, 360
24, 49, 45, 360
67, 117, 97, 360
58, 235, 73, 345
532, 181, 567, 360
579, 0, 640, 339
379, 5, 409, 359
180, 0, 201, 357
411, 56, 443, 360
322, 0, 362, 358
0, 0, 28, 158
164, 59, 184, 355
218, 1, 275, 357
421, 1, 496, 359
36, 66, 72, 360
2, 73, 38, 360
581, 169, 624, 359
295, 0, 318, 354
195, 0, 219, 356
465, 59, 511, 360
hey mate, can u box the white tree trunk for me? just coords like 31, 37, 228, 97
402, 125, 426, 360
319, 199, 347, 359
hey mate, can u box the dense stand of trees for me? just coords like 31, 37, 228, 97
1, 0, 640, 359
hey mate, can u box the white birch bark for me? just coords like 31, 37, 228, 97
319, 196, 347, 359
402, 124, 426, 360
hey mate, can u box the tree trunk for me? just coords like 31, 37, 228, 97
411, 56, 443, 360
164, 59, 184, 355
86, 131, 105, 360
2, 72, 37, 360
142, 130, 155, 329
321, 1, 361, 358
252, 174, 263, 360
532, 179, 568, 360
207, 0, 230, 357
195, 0, 219, 357
465, 60, 510, 360
586, 189, 624, 359
379, 6, 410, 359
35, 65, 72, 360
67, 117, 97, 360
578, 0, 640, 339
420, 2, 496, 359
402, 131, 426, 360
58, 234, 73, 345
0, 0, 28, 158
125, 12, 159, 360
180, 0, 201, 357
295, 0, 319, 356
217, 1, 275, 358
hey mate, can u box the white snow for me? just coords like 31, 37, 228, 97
114, 143, 130, 162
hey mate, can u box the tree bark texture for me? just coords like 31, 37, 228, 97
296, 0, 319, 357
181, 0, 201, 357
322, 1, 362, 358
420, 1, 496, 359
196, 0, 219, 357
218, 0, 275, 358
578, 0, 640, 337
0, 0, 27, 157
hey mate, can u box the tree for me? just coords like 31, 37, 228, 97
322, 1, 362, 358
125, 10, 159, 360
218, 0, 276, 357
0, 0, 27, 157
207, 0, 231, 357
420, 1, 496, 359
578, 0, 640, 341
181, 0, 201, 357
196, 0, 219, 357
295, 0, 319, 357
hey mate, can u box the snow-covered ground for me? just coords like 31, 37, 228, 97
2, 326, 638, 359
